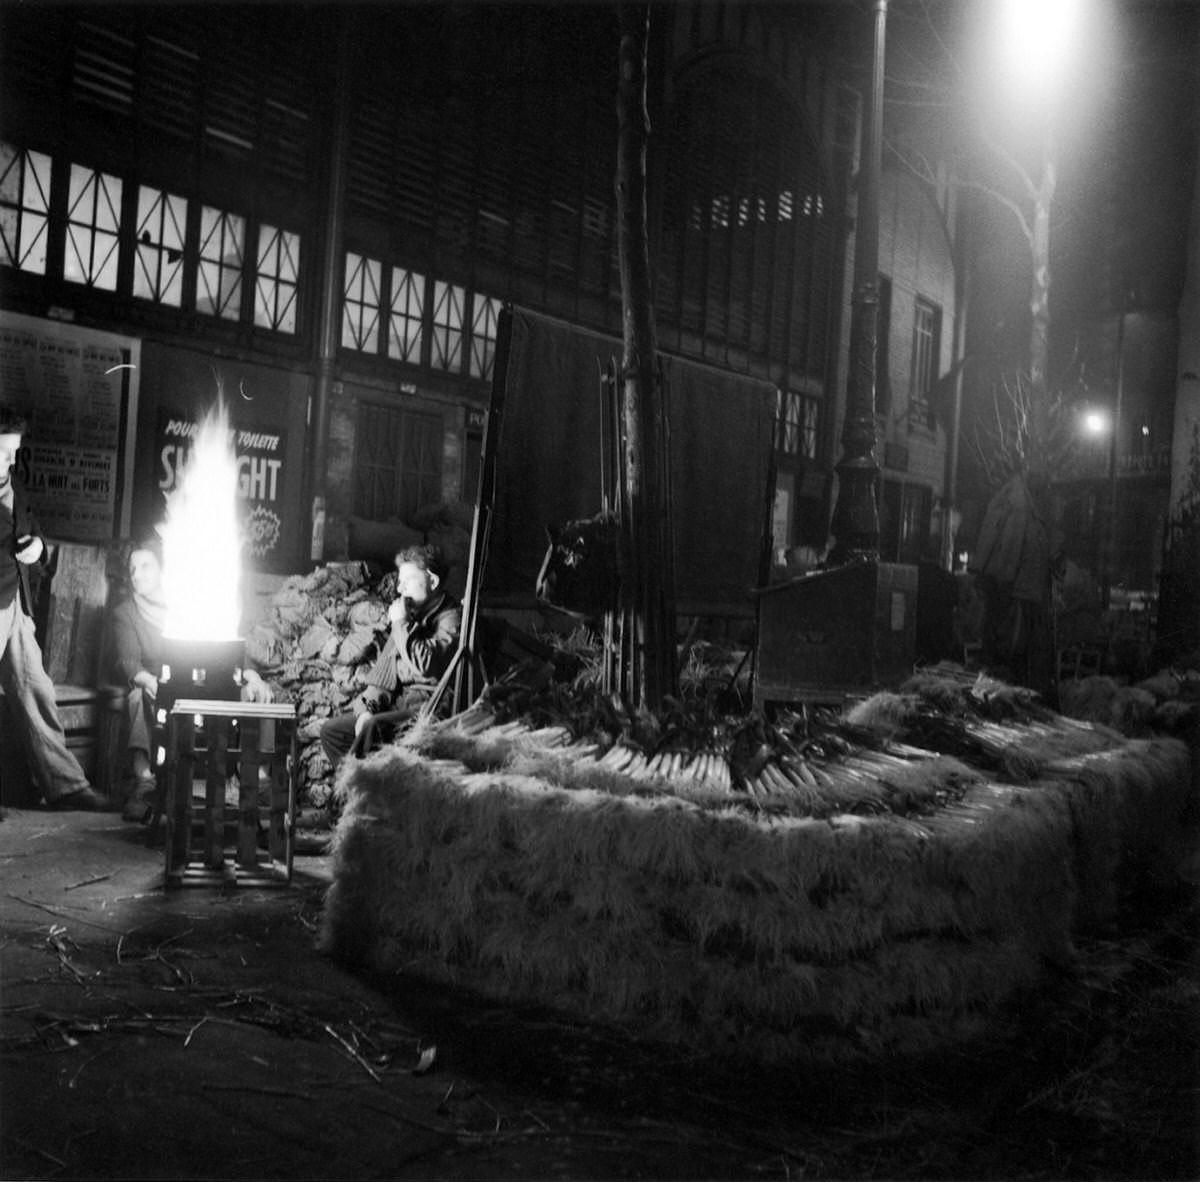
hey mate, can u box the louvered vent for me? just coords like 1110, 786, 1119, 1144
73, 20, 135, 117
142, 32, 201, 144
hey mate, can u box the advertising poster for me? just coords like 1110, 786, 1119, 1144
0, 311, 139, 540
155, 409, 287, 565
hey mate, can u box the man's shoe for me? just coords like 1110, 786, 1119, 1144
48, 786, 108, 811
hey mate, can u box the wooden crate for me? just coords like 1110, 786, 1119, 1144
162, 700, 298, 888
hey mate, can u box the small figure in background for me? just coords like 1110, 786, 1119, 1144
0, 407, 107, 810
320, 544, 461, 769
109, 538, 166, 819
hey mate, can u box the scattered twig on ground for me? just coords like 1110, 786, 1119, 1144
64, 872, 115, 892
325, 1023, 383, 1082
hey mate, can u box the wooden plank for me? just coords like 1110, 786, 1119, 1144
42, 543, 112, 686
237, 717, 261, 869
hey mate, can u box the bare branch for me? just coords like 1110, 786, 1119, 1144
955, 178, 1034, 247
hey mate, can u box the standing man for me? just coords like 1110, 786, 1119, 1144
320, 543, 461, 770
0, 408, 107, 809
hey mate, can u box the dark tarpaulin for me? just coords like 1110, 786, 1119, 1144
483, 307, 777, 613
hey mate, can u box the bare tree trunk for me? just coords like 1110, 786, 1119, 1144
615, 2, 675, 709
1027, 139, 1056, 481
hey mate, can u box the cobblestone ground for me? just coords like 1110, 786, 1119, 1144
2, 806, 1197, 1181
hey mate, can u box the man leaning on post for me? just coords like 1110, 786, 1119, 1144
0, 407, 107, 810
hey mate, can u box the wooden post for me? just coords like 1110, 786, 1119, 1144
616, 2, 676, 709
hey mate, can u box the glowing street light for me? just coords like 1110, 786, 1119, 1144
995, 0, 1084, 107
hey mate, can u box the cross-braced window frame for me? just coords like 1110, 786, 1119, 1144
254, 222, 299, 333
0, 142, 52, 275
387, 266, 425, 364
133, 184, 187, 306
430, 279, 465, 373
196, 204, 245, 320
64, 162, 122, 290
342, 251, 382, 352
468, 294, 499, 381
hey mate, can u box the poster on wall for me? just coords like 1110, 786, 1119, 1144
0, 311, 139, 541
155, 409, 287, 566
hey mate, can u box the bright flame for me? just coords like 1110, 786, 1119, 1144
161, 400, 242, 640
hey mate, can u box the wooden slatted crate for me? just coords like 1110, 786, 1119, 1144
162, 700, 298, 888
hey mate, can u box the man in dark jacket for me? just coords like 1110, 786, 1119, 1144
320, 543, 462, 770
0, 408, 106, 809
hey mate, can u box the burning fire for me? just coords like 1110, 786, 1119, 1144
160, 399, 243, 641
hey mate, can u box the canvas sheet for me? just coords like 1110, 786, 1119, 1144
483, 307, 777, 612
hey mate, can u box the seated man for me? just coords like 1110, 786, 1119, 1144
321, 544, 461, 770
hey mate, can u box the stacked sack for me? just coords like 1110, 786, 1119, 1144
243, 562, 392, 808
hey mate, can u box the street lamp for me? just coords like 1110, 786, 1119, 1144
828, 0, 887, 565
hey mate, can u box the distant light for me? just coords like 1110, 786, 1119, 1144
1083, 410, 1108, 436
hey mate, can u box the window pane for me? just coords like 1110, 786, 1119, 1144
0, 143, 51, 274
430, 279, 464, 372
342, 251, 381, 351
65, 163, 122, 289
134, 186, 187, 305
387, 267, 425, 363
196, 205, 245, 319
468, 294, 499, 379
254, 223, 300, 333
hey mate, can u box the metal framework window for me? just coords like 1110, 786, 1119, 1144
387, 267, 425, 363
342, 251, 382, 352
468, 294, 500, 380
779, 391, 819, 459
910, 297, 941, 424
64, 163, 122, 290
0, 143, 52, 274
133, 185, 187, 306
354, 401, 443, 521
254, 223, 299, 333
196, 205, 245, 320
430, 280, 465, 372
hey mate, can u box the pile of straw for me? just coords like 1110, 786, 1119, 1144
320, 681, 1194, 1062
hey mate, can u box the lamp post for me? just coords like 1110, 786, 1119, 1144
828, 0, 887, 565
1101, 306, 1127, 608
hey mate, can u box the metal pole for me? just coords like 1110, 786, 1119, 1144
828, 0, 886, 565
1103, 308, 1126, 609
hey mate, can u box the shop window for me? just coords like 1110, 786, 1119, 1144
133, 185, 187, 306
64, 163, 122, 290
431, 280, 465, 372
0, 143, 52, 275
387, 267, 425, 363
468, 294, 500, 380
354, 401, 443, 522
342, 251, 382, 351
196, 205, 245, 320
254, 223, 299, 333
